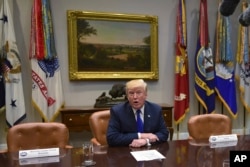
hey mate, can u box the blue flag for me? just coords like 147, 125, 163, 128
215, 15, 237, 117
194, 0, 215, 114
194, 41, 215, 113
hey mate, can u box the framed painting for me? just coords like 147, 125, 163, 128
67, 11, 158, 80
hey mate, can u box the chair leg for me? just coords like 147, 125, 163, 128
168, 127, 174, 141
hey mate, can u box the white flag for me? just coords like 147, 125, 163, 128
30, 0, 64, 121
0, 0, 26, 127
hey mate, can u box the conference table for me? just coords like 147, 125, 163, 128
1, 135, 250, 167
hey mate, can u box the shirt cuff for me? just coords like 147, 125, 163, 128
138, 133, 141, 139
145, 138, 151, 146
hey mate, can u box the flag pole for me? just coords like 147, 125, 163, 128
177, 124, 179, 140
198, 102, 200, 115
243, 106, 246, 135
221, 102, 224, 115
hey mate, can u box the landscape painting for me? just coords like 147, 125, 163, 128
67, 11, 158, 80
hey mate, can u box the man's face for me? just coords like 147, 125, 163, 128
127, 87, 147, 110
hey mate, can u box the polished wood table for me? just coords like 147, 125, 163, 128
1, 135, 250, 167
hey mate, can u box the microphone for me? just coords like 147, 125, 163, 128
219, 0, 240, 17
239, 6, 250, 27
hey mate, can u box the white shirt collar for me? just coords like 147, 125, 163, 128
132, 106, 145, 115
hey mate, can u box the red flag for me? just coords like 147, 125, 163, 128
174, 0, 189, 124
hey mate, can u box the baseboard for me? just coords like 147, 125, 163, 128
0, 144, 7, 150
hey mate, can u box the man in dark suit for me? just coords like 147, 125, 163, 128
107, 79, 169, 147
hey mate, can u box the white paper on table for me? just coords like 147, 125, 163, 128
130, 149, 165, 161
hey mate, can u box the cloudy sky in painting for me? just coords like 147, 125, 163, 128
82, 20, 150, 45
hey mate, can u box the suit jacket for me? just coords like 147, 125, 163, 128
107, 101, 169, 146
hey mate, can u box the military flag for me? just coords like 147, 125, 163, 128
215, 5, 237, 118
30, 0, 64, 121
174, 0, 189, 124
194, 0, 215, 114
0, 0, 26, 126
235, 2, 250, 112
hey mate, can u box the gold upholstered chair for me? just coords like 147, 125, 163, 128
6, 122, 72, 152
89, 110, 110, 146
187, 113, 232, 141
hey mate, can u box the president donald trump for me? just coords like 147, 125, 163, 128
107, 79, 169, 147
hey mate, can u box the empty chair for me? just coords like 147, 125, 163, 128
7, 122, 72, 152
187, 113, 232, 141
89, 110, 110, 146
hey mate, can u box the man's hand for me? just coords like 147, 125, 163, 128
129, 139, 147, 147
140, 133, 159, 143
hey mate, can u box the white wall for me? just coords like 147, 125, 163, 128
0, 0, 248, 146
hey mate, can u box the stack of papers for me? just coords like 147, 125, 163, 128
130, 149, 165, 161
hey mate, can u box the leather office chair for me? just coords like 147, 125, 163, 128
187, 113, 232, 141
6, 122, 72, 152
89, 110, 110, 146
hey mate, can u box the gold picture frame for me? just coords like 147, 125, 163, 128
67, 10, 158, 80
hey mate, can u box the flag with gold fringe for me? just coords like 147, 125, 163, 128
174, 0, 189, 124
30, 0, 64, 121
0, 0, 26, 126
194, 0, 215, 114
235, 2, 250, 112
215, 2, 237, 118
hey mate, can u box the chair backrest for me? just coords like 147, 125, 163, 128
7, 122, 70, 152
89, 110, 110, 145
188, 114, 232, 140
